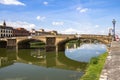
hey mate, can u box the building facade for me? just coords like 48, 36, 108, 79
13, 28, 30, 37
0, 21, 13, 38
30, 29, 58, 36
0, 21, 58, 37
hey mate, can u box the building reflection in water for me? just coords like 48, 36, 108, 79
0, 48, 87, 71
30, 49, 46, 59
0, 48, 16, 68
21, 49, 87, 71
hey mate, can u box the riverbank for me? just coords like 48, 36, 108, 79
80, 52, 108, 80
100, 41, 120, 80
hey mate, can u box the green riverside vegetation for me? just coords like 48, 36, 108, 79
80, 52, 108, 80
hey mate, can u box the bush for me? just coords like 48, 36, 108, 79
90, 57, 98, 64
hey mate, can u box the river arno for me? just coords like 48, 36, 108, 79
0, 43, 106, 80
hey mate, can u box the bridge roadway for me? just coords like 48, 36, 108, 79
100, 41, 120, 80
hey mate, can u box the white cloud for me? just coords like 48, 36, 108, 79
43, 1, 48, 5
63, 28, 78, 34
0, 21, 36, 30
52, 21, 64, 26
80, 44, 106, 50
76, 7, 82, 11
76, 7, 89, 13
99, 30, 107, 34
36, 16, 46, 21
95, 25, 99, 28
80, 8, 89, 13
60, 26, 108, 35
0, 0, 25, 6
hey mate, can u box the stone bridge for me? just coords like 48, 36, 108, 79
0, 34, 112, 51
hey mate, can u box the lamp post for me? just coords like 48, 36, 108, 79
112, 19, 116, 41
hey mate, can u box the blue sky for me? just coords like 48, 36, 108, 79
0, 0, 120, 35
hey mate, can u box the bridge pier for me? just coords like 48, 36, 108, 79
57, 44, 65, 51
7, 39, 16, 48
0, 41, 7, 48
45, 45, 56, 52
74, 43, 77, 48
45, 37, 56, 52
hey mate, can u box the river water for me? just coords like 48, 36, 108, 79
0, 43, 106, 80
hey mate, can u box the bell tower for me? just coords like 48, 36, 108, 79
3, 20, 6, 27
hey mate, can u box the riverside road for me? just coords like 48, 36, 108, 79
100, 41, 120, 80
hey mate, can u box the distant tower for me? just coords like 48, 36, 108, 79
112, 19, 116, 41
3, 20, 6, 27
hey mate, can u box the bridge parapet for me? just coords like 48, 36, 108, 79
55, 35, 76, 45
80, 34, 109, 38
0, 38, 7, 41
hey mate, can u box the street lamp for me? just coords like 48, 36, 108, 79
112, 19, 116, 41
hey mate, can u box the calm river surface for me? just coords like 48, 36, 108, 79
0, 44, 106, 80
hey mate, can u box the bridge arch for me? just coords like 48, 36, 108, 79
0, 40, 7, 48
56, 37, 110, 51
17, 39, 46, 49
56, 37, 78, 51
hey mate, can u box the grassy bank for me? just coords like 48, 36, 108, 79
80, 52, 108, 80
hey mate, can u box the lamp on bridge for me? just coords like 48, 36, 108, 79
112, 19, 116, 41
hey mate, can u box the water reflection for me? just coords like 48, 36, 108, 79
0, 43, 106, 80
17, 49, 87, 70
0, 48, 87, 80
65, 43, 107, 62
0, 48, 16, 68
